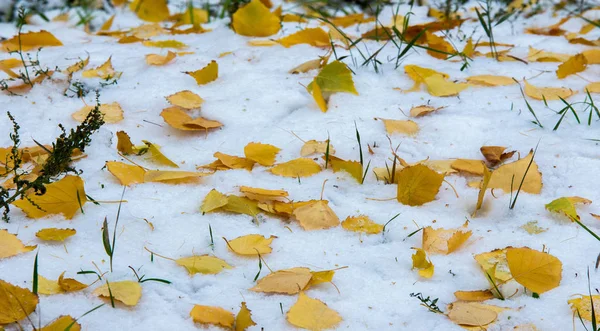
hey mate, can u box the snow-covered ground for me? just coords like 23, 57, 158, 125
1, 1, 600, 330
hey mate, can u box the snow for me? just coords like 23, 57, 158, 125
1, 1, 600, 330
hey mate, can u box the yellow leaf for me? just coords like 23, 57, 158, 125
171, 7, 209, 26
226, 234, 276, 256
425, 31, 455, 59
222, 195, 260, 217
301, 140, 334, 156
12, 176, 86, 219
1, 30, 62, 52
270, 158, 321, 177
410, 105, 440, 117
251, 267, 312, 294
58, 272, 87, 292
161, 106, 222, 131
314, 60, 358, 95
190, 305, 234, 328
474, 249, 512, 283
35, 228, 76, 242
466, 75, 516, 86
473, 164, 492, 217
244, 142, 280, 166
411, 248, 434, 278
142, 141, 179, 167
40, 315, 80, 331
0, 230, 36, 259
527, 47, 570, 62
176, 255, 233, 275
523, 79, 574, 100
341, 215, 383, 234
326, 155, 362, 182
520, 221, 547, 234
422, 226, 471, 254
186, 60, 218, 85
166, 90, 203, 109
306, 270, 336, 288
240, 186, 288, 202
310, 77, 328, 112
330, 13, 374, 27
232, 0, 280, 37
583, 49, 600, 64
290, 59, 323, 74
454, 290, 495, 302
545, 196, 591, 221
93, 281, 141, 306
506, 247, 562, 294
424, 74, 469, 97
480, 146, 514, 166
145, 51, 176, 65
451, 159, 485, 175
396, 164, 444, 206
487, 151, 542, 194
72, 102, 123, 123
0, 280, 38, 324
116, 131, 134, 154
38, 275, 61, 295
235, 302, 256, 331
117, 36, 144, 44
381, 118, 419, 136
293, 200, 340, 230
201, 189, 229, 213
286, 292, 342, 331
568, 295, 600, 322
129, 0, 169, 22
64, 56, 89, 74
144, 170, 208, 183
247, 39, 278, 47
81, 57, 121, 80
214, 152, 254, 171
106, 161, 146, 186
447, 301, 498, 327
556, 53, 587, 79
404, 65, 449, 91
143, 40, 188, 49
99, 14, 115, 32
586, 82, 600, 93
278, 28, 330, 47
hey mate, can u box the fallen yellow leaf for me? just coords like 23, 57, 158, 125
225, 234, 276, 256
251, 267, 312, 294
341, 215, 383, 234
506, 247, 562, 294
35, 228, 76, 242
166, 90, 204, 109
176, 255, 233, 275
190, 305, 235, 328
0, 280, 38, 324
145, 51, 176, 65
186, 60, 218, 85
12, 176, 86, 219
244, 142, 280, 166
72, 102, 123, 123
411, 248, 434, 278
286, 292, 342, 330
396, 164, 444, 206
292, 200, 340, 230
1, 30, 62, 52
270, 158, 321, 177
94, 281, 142, 306
0, 230, 36, 259
232, 0, 280, 37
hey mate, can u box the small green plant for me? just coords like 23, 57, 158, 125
128, 266, 172, 284
474, 0, 514, 60
410, 292, 444, 314
509, 143, 539, 210
102, 189, 125, 272
1, 101, 105, 222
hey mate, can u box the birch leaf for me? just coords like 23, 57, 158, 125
176, 255, 233, 275
506, 247, 562, 294
93, 281, 142, 306
286, 292, 342, 331
186, 60, 218, 85
12, 176, 86, 219
0, 230, 36, 259
396, 164, 444, 206
225, 234, 276, 256
190, 305, 235, 328
232, 0, 280, 37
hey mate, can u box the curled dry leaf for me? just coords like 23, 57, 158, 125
0, 230, 36, 259
58, 272, 87, 292
480, 146, 515, 166
286, 292, 342, 331
12, 175, 87, 219
145, 51, 176, 65
225, 234, 276, 256
161, 107, 223, 131
422, 226, 471, 254
72, 102, 124, 123
166, 90, 204, 109
186, 60, 218, 85
94, 281, 142, 306
190, 305, 235, 328
82, 57, 122, 80
410, 105, 441, 117
301, 140, 334, 157
411, 248, 434, 278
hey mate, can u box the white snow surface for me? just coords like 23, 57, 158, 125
1, 2, 600, 331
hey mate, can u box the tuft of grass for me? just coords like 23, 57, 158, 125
410, 292, 443, 314
128, 266, 171, 284
101, 188, 125, 273
382, 213, 400, 235
208, 224, 215, 251
513, 78, 543, 128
